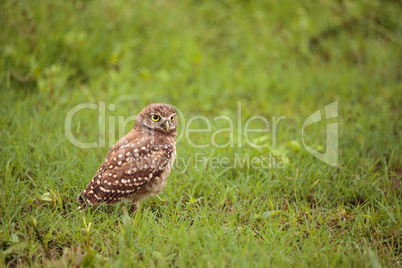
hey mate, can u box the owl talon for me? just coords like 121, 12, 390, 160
131, 202, 139, 212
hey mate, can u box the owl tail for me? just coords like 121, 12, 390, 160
76, 192, 88, 210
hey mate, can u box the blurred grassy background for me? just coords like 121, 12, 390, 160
1, 0, 401, 267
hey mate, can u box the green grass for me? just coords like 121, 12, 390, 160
1, 0, 401, 267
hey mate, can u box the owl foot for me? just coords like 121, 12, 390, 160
130, 202, 140, 212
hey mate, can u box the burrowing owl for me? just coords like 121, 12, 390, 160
77, 103, 177, 211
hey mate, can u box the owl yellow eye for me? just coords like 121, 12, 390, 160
171, 115, 175, 122
151, 115, 160, 122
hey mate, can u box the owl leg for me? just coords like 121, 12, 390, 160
130, 202, 140, 212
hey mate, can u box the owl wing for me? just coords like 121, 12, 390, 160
77, 134, 175, 208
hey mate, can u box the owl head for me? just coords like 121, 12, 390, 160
135, 103, 178, 135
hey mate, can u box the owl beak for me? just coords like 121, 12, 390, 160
165, 121, 170, 131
